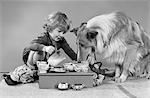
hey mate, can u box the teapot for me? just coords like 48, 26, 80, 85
48, 51, 66, 67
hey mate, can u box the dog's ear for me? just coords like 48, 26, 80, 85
70, 22, 87, 36
86, 31, 98, 40
70, 27, 79, 36
80, 22, 87, 28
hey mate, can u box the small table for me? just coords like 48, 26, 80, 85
38, 72, 96, 89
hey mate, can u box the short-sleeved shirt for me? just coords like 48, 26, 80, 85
22, 32, 77, 64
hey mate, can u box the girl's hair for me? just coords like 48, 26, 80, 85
43, 11, 71, 33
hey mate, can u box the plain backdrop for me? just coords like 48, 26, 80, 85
0, 0, 150, 72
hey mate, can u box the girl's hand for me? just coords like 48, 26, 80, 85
43, 46, 55, 54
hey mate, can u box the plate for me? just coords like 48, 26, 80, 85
49, 68, 66, 73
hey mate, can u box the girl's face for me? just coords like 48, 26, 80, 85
50, 28, 65, 41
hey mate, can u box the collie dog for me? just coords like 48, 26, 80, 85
71, 11, 150, 82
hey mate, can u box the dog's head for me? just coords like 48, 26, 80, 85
70, 22, 99, 64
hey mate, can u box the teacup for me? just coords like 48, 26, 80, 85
37, 61, 49, 73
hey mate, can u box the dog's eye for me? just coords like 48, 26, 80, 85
79, 43, 84, 47
79, 43, 90, 49
79, 42, 87, 48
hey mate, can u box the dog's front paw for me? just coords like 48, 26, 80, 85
115, 74, 127, 83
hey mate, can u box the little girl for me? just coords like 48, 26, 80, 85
3, 11, 77, 85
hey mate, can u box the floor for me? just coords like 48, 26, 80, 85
0, 73, 150, 98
